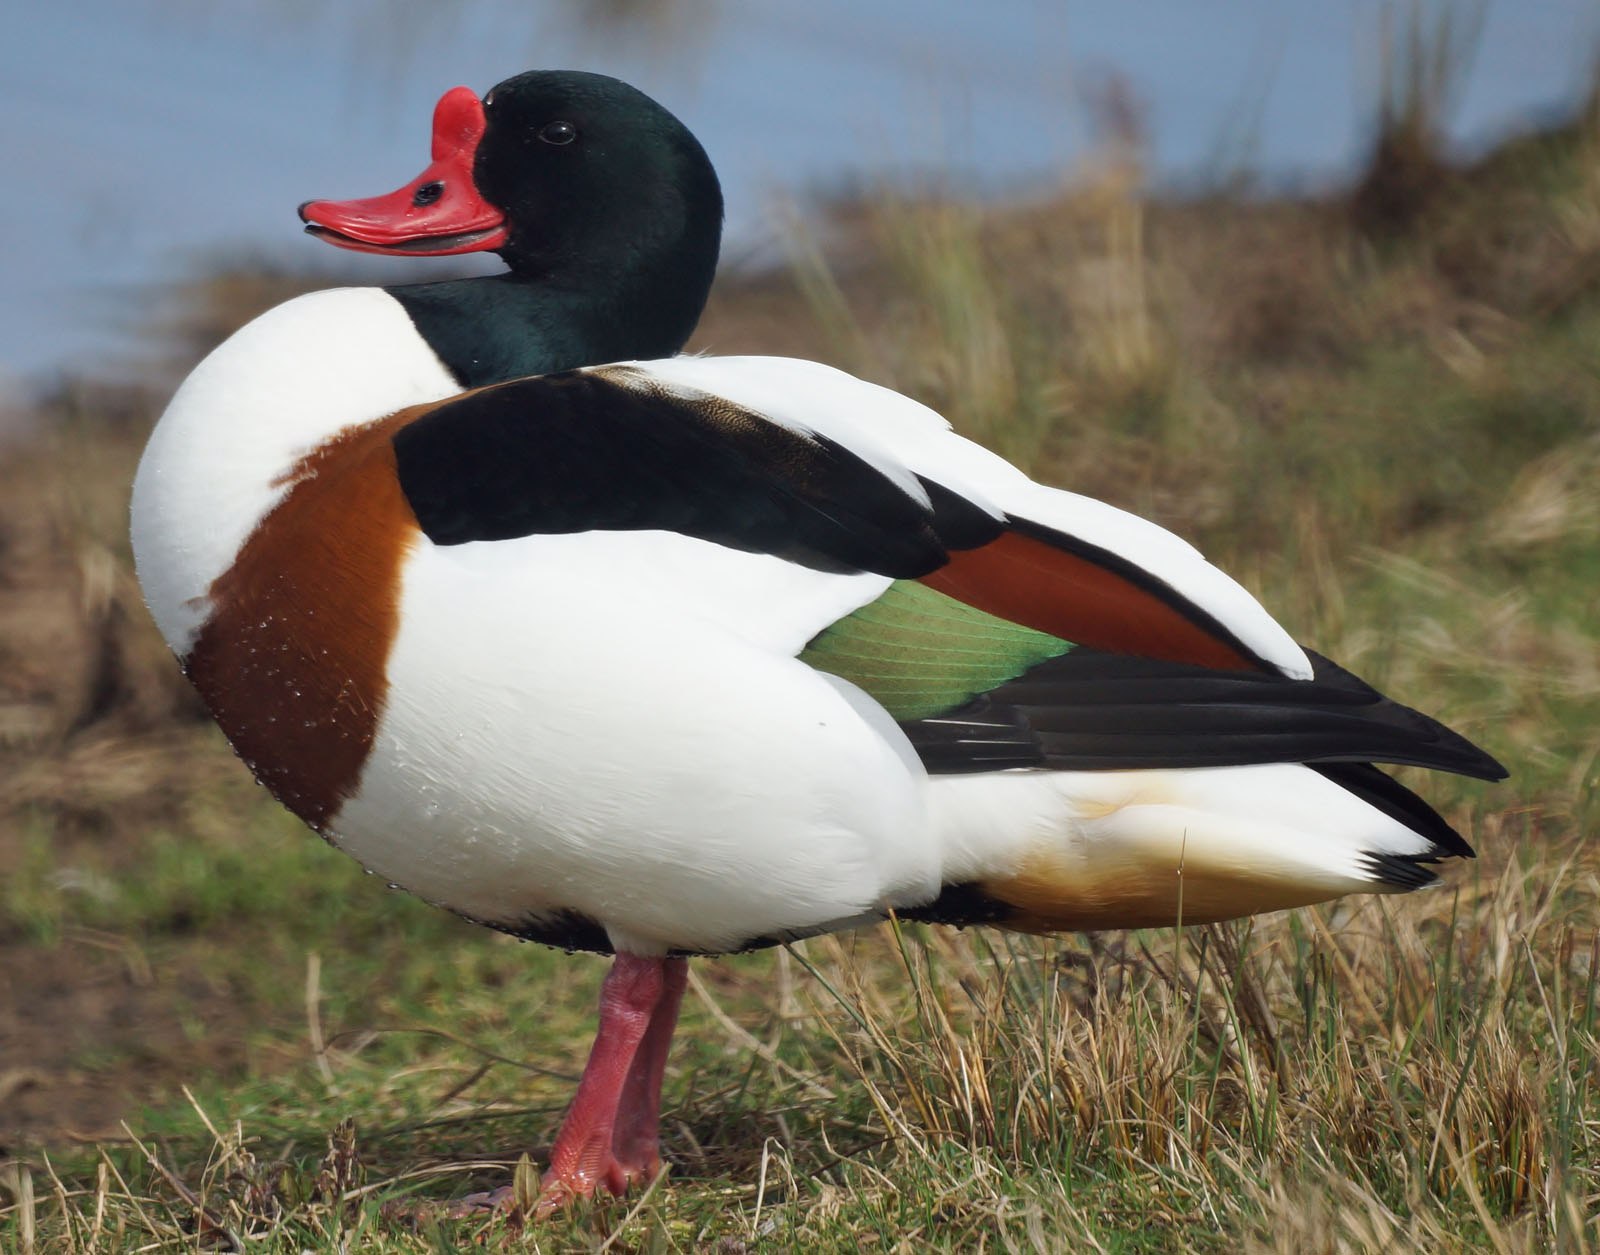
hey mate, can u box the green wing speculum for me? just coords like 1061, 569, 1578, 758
799, 580, 1076, 719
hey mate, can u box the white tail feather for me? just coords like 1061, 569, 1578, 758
929, 763, 1446, 930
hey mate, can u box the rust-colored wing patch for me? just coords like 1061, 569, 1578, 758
921, 529, 1265, 673
184, 411, 423, 831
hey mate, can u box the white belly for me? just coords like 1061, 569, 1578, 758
326, 532, 938, 954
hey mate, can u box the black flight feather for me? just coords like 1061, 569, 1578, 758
903, 647, 1507, 782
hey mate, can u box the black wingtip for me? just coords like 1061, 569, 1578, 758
1305, 650, 1509, 783
1479, 753, 1512, 783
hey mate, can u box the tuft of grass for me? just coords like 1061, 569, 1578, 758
1351, 0, 1487, 236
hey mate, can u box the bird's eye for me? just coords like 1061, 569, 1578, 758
539, 121, 578, 146
412, 181, 445, 207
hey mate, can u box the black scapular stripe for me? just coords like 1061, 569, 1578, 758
902, 647, 1507, 782
391, 367, 982, 578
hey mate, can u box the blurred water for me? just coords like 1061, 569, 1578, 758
2, 0, 1595, 387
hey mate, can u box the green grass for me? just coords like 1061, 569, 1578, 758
5, 870, 1596, 1250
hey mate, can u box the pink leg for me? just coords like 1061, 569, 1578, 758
445, 952, 687, 1220
610, 956, 688, 1181
535, 953, 668, 1214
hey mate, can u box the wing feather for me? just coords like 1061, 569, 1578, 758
634, 356, 1312, 678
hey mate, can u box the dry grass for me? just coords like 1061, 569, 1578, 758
784, 840, 1597, 1249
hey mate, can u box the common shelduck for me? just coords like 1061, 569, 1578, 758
129, 70, 1505, 1215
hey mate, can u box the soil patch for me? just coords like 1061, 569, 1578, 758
0, 933, 263, 1152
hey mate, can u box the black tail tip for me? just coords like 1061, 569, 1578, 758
1361, 849, 1448, 891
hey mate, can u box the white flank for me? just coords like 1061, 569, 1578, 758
331, 535, 935, 955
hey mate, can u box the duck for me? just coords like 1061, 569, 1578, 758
129, 69, 1505, 1217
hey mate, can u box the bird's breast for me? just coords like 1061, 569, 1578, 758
183, 413, 419, 830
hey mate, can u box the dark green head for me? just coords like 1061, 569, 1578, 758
300, 70, 724, 382
475, 70, 723, 287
